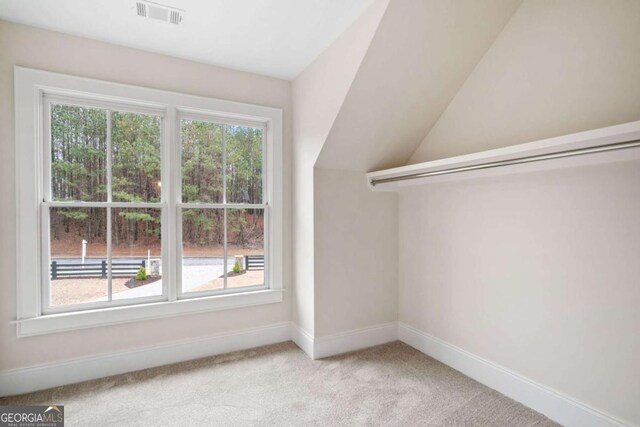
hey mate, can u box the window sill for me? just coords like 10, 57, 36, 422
14, 289, 284, 337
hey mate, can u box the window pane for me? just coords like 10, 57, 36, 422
181, 208, 228, 293
111, 208, 162, 300
226, 208, 264, 288
226, 125, 263, 204
50, 104, 107, 201
49, 207, 107, 306
112, 112, 162, 203
181, 120, 223, 203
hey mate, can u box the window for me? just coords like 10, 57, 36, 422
179, 119, 267, 297
46, 103, 164, 310
14, 67, 283, 336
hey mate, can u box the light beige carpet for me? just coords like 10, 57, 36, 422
0, 341, 559, 426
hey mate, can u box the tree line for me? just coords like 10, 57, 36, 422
50, 105, 264, 254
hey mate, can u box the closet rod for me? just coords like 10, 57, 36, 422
370, 139, 640, 186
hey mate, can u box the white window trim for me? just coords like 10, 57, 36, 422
39, 95, 170, 315
13, 67, 284, 337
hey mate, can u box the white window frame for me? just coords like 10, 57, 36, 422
14, 67, 283, 337
41, 95, 170, 314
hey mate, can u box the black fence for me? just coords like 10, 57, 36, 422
51, 260, 146, 279
244, 255, 264, 270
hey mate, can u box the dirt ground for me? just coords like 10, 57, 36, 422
51, 270, 264, 306
50, 277, 138, 306
192, 270, 265, 292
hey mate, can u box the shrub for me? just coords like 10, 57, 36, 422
233, 259, 241, 274
136, 266, 147, 281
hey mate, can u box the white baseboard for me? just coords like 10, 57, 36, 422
313, 322, 397, 359
397, 322, 633, 427
0, 322, 291, 397
290, 323, 314, 358
2, 319, 633, 427
290, 322, 397, 360
1, 320, 394, 397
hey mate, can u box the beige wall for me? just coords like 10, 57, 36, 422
410, 0, 640, 163
398, 160, 640, 424
0, 20, 292, 370
399, 0, 640, 424
291, 0, 388, 335
301, 0, 518, 341
314, 169, 397, 337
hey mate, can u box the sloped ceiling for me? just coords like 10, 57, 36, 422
292, 0, 390, 168
314, 0, 523, 172
409, 0, 640, 163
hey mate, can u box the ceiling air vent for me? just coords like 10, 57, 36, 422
135, 1, 184, 25
136, 2, 147, 17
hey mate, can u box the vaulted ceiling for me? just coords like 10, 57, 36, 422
314, 0, 523, 172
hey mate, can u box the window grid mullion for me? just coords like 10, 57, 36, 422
41, 100, 52, 313
223, 208, 228, 290
44, 201, 165, 208
222, 125, 227, 205
43, 100, 52, 203
107, 206, 112, 301
222, 125, 228, 289
177, 202, 267, 209
170, 110, 180, 301
262, 125, 267, 205
106, 110, 113, 301
107, 109, 113, 203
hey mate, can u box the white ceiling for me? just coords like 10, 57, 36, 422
0, 0, 376, 80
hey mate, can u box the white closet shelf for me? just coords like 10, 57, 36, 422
367, 120, 640, 192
